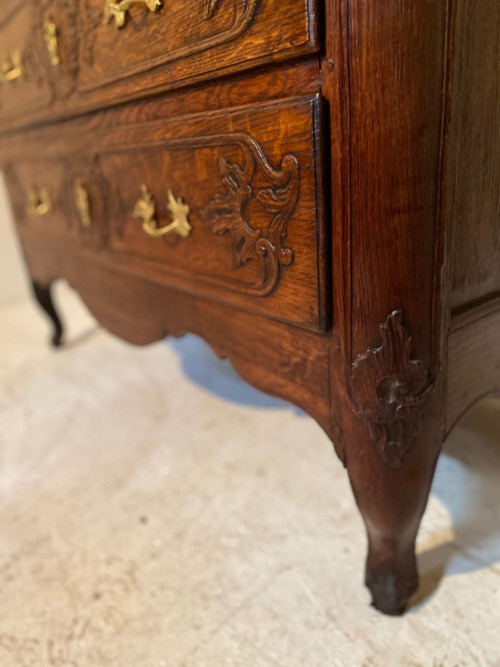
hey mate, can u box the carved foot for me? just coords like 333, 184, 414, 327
365, 549, 418, 615
343, 418, 441, 615
342, 393, 444, 615
32, 281, 64, 347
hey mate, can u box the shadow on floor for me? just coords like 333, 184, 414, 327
410, 397, 500, 610
168, 334, 307, 414
61, 325, 101, 349
169, 337, 500, 612
170, 334, 500, 611
56, 300, 500, 613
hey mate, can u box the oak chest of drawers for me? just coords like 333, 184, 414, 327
1, 0, 499, 615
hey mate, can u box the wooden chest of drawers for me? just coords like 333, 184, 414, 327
1, 0, 499, 616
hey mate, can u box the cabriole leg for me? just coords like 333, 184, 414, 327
32, 281, 64, 347
343, 412, 443, 614
345, 310, 444, 614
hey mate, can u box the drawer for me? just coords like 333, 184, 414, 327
0, 0, 78, 124
0, 1, 52, 121
4, 156, 107, 247
6, 95, 327, 332
79, 0, 318, 95
99, 95, 327, 332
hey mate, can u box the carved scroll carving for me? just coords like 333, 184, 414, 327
351, 310, 434, 468
204, 0, 221, 18
202, 136, 299, 297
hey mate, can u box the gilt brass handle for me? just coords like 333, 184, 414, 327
0, 49, 23, 83
133, 185, 192, 239
27, 188, 52, 217
103, 0, 162, 29
43, 18, 60, 66
74, 184, 92, 227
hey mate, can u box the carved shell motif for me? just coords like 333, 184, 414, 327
351, 310, 434, 468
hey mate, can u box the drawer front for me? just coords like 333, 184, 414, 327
6, 95, 327, 332
99, 96, 326, 331
0, 0, 78, 123
4, 156, 107, 247
79, 0, 318, 94
0, 1, 52, 121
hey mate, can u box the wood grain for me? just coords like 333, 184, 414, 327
346, 1, 447, 367
446, 297, 500, 432
447, 0, 500, 310
79, 0, 316, 91
322, 0, 453, 615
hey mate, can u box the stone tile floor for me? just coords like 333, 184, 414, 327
1, 282, 499, 666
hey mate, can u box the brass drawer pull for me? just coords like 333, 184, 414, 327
74, 184, 92, 227
133, 185, 192, 239
27, 188, 52, 217
43, 18, 60, 66
103, 0, 162, 29
0, 49, 23, 83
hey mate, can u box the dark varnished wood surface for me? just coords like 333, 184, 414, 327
320, 0, 458, 615
2, 57, 322, 134
346, 0, 447, 369
447, 0, 500, 311
446, 297, 500, 433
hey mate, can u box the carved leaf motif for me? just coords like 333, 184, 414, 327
203, 158, 257, 268
257, 177, 296, 266
351, 310, 433, 468
202, 148, 299, 295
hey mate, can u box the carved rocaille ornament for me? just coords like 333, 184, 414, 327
351, 310, 434, 468
202, 138, 299, 297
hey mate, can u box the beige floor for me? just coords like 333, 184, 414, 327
1, 281, 499, 667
